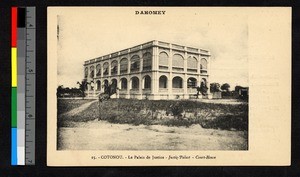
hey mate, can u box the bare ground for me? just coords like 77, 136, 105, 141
58, 119, 247, 150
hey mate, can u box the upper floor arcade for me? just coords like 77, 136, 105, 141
83, 40, 210, 79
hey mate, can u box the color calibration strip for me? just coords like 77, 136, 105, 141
11, 7, 36, 165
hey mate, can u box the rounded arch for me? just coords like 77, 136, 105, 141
120, 78, 128, 90
130, 55, 140, 72
103, 79, 109, 86
96, 80, 101, 90
187, 77, 197, 88
131, 76, 139, 89
89, 66, 95, 78
187, 56, 197, 69
143, 75, 151, 89
200, 58, 208, 70
159, 75, 168, 88
111, 78, 118, 93
111, 60, 118, 75
103, 79, 109, 94
90, 81, 94, 90
96, 64, 101, 76
103, 62, 109, 76
84, 67, 88, 78
172, 54, 184, 68
201, 78, 207, 86
159, 52, 169, 66
143, 52, 152, 70
172, 76, 183, 88
120, 58, 128, 74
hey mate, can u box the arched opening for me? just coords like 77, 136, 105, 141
172, 76, 183, 88
200, 58, 208, 74
111, 79, 118, 94
111, 60, 118, 75
159, 75, 168, 88
143, 52, 152, 71
172, 54, 184, 71
96, 64, 101, 76
120, 58, 128, 74
159, 52, 169, 70
187, 77, 197, 88
103, 79, 109, 94
96, 80, 101, 90
120, 78, 128, 90
143, 75, 151, 89
187, 56, 198, 72
130, 55, 140, 72
131, 77, 139, 90
84, 67, 88, 78
201, 78, 207, 86
103, 62, 109, 76
103, 79, 109, 87
90, 66, 95, 78
90, 81, 94, 90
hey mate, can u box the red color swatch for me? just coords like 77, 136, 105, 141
11, 7, 17, 47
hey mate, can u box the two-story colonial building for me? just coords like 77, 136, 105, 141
83, 40, 210, 100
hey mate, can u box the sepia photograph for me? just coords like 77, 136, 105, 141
55, 8, 248, 151
47, 7, 290, 166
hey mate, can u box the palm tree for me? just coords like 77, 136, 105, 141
77, 79, 89, 99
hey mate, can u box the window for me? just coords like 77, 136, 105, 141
131, 77, 139, 89
120, 58, 128, 74
172, 76, 183, 88
111, 60, 118, 75
159, 75, 168, 88
121, 78, 128, 90
143, 75, 151, 89
103, 62, 109, 76
130, 55, 140, 72
96, 64, 101, 76
172, 54, 184, 71
90, 66, 94, 78
173, 54, 184, 67
96, 80, 101, 90
200, 58, 208, 74
143, 52, 152, 70
159, 52, 169, 66
84, 67, 88, 78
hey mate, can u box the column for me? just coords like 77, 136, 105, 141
183, 51, 188, 98
139, 75, 143, 99
168, 48, 173, 99
150, 46, 157, 100
183, 74, 188, 99
93, 65, 96, 97
207, 55, 212, 99
117, 59, 120, 75
126, 76, 130, 99
127, 55, 131, 74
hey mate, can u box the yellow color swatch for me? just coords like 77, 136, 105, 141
11, 48, 17, 87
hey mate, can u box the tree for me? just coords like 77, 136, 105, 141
210, 83, 221, 93
57, 85, 64, 97
77, 79, 89, 99
235, 85, 244, 92
195, 81, 209, 98
221, 83, 230, 92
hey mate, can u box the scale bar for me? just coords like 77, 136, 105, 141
11, 7, 18, 165
11, 6, 36, 166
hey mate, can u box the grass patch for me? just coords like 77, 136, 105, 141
57, 99, 95, 115
58, 99, 248, 131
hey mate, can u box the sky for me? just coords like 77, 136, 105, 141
55, 7, 248, 90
